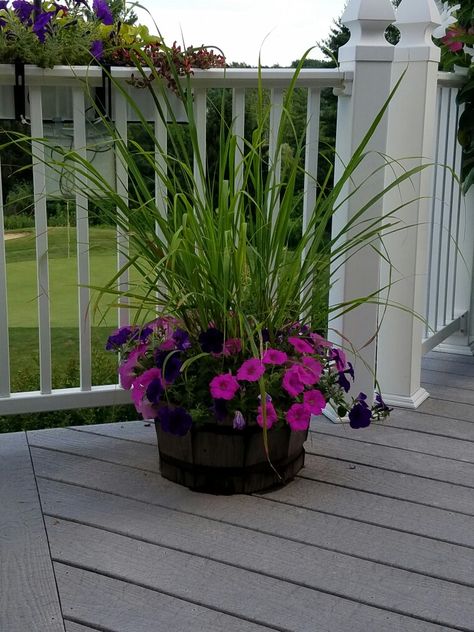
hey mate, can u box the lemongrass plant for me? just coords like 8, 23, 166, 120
31, 47, 427, 433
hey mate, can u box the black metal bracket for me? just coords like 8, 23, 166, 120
94, 64, 112, 119
14, 61, 26, 122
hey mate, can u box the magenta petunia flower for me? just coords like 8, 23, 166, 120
286, 403, 312, 431
210, 373, 240, 400
159, 337, 176, 351
309, 332, 332, 349
223, 338, 242, 356
442, 27, 466, 53
303, 389, 326, 415
262, 348, 288, 365
282, 365, 305, 397
130, 367, 163, 419
236, 358, 265, 382
301, 356, 322, 382
118, 343, 148, 390
288, 336, 314, 354
257, 401, 278, 429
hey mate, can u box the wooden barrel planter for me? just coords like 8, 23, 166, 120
155, 422, 307, 494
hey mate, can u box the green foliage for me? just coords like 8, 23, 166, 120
0, 325, 137, 433
4, 180, 33, 216
36, 50, 428, 353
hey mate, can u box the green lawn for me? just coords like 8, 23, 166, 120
2, 226, 139, 431
5, 226, 134, 391
6, 226, 118, 328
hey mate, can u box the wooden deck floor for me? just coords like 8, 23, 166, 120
2, 350, 474, 632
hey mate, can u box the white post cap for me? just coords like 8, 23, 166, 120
395, 0, 442, 59
339, 0, 396, 63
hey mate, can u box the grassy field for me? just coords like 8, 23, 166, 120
6, 226, 118, 328
2, 226, 141, 431
4, 226, 135, 391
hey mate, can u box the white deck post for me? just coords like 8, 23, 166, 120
328, 0, 396, 406
376, 0, 442, 407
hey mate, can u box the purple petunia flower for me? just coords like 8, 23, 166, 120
199, 327, 224, 354
156, 406, 193, 436
172, 327, 191, 350
13, 0, 34, 24
212, 398, 228, 422
0, 1, 8, 28
92, 0, 113, 25
233, 410, 246, 430
348, 392, 371, 429
33, 10, 55, 42
145, 376, 164, 405
373, 392, 392, 416
154, 350, 182, 383
330, 348, 347, 371
106, 325, 135, 350
337, 371, 351, 393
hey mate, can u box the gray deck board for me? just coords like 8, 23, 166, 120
48, 519, 451, 632
302, 454, 474, 515
422, 356, 474, 376
310, 417, 474, 463
31, 448, 474, 586
306, 429, 474, 486
417, 396, 474, 421
4, 352, 474, 631
422, 368, 474, 390
386, 408, 474, 438
0, 432, 65, 632
64, 622, 100, 632
57, 564, 274, 632
33, 482, 474, 629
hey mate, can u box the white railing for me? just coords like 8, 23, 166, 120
0, 0, 472, 417
423, 73, 473, 355
0, 65, 348, 415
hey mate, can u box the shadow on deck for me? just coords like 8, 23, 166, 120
1, 350, 474, 632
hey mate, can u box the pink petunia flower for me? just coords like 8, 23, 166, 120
282, 365, 305, 397
210, 373, 240, 400
130, 367, 163, 419
237, 358, 265, 382
223, 338, 242, 356
118, 343, 148, 390
288, 336, 314, 354
286, 403, 312, 431
159, 337, 176, 351
442, 27, 466, 53
262, 348, 288, 365
309, 332, 333, 350
300, 357, 323, 383
303, 389, 326, 415
257, 401, 278, 429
